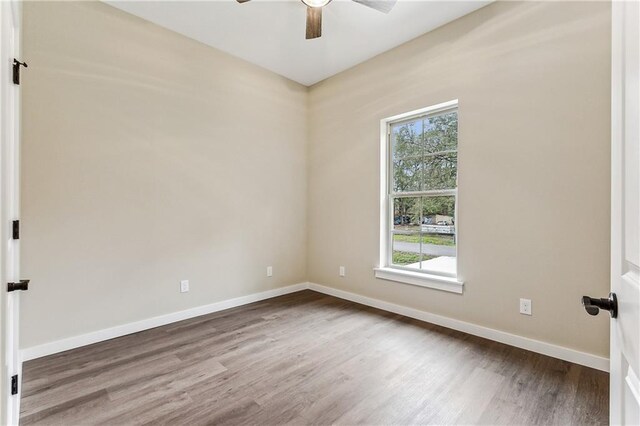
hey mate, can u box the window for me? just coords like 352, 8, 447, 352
375, 100, 463, 293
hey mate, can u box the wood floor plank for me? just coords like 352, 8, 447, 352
106, 357, 227, 401
22, 353, 183, 414
20, 290, 609, 425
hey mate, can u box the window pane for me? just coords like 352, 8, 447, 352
391, 110, 458, 194
392, 197, 423, 270
419, 196, 456, 275
391, 119, 423, 160
421, 151, 457, 191
423, 111, 458, 154
392, 158, 422, 193
392, 233, 423, 267
392, 197, 421, 232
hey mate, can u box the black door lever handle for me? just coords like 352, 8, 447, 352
7, 280, 29, 292
582, 293, 617, 318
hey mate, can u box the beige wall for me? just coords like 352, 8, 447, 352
20, 1, 308, 348
307, 1, 612, 357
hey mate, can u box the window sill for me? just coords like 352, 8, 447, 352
374, 267, 464, 294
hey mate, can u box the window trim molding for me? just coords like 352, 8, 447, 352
377, 99, 463, 292
374, 267, 463, 294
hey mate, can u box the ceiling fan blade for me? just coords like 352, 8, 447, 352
236, 0, 251, 3
306, 6, 322, 39
352, 0, 397, 14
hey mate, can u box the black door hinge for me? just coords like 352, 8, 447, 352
12, 59, 27, 85
12, 220, 19, 240
7, 280, 29, 292
11, 375, 18, 395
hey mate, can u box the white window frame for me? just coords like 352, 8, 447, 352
374, 100, 464, 294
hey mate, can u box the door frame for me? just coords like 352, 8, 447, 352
1, 0, 22, 424
610, 1, 621, 422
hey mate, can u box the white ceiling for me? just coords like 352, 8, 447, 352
106, 0, 490, 86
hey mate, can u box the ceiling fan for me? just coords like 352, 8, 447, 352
236, 0, 398, 40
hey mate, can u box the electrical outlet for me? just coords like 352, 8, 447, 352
520, 298, 532, 315
267, 266, 273, 277
180, 280, 189, 293
339, 266, 345, 277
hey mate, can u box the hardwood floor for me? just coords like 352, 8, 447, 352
20, 290, 609, 425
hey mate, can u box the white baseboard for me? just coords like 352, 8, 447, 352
307, 283, 609, 372
20, 282, 307, 362
21, 281, 609, 373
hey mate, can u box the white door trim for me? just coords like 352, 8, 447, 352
1, 0, 22, 423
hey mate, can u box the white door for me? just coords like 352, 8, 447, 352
0, 0, 22, 425
610, 2, 640, 424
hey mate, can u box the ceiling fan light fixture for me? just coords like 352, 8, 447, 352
237, 0, 397, 40
301, 0, 332, 8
